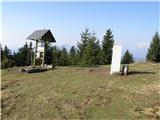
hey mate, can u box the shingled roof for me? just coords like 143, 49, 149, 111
27, 29, 56, 42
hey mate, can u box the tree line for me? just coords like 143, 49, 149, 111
1, 29, 159, 69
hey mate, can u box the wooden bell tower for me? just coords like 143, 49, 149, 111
27, 29, 56, 67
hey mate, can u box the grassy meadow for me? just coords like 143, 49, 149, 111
1, 63, 160, 120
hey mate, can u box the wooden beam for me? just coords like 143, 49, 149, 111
33, 40, 38, 67
42, 41, 46, 67
31, 49, 32, 66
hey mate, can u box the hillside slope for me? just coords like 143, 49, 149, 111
1, 63, 160, 120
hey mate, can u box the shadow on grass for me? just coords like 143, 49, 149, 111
128, 71, 156, 75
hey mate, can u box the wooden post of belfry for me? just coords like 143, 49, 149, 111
33, 40, 38, 67
31, 49, 32, 66
42, 41, 46, 68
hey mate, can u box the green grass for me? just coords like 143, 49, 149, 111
1, 63, 160, 120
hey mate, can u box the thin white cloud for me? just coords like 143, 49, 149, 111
137, 42, 149, 48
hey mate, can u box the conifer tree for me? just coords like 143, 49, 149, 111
60, 47, 69, 66
25, 42, 32, 66
95, 40, 102, 65
69, 45, 77, 66
52, 46, 59, 66
45, 42, 53, 65
102, 29, 114, 64
1, 44, 3, 61
146, 32, 160, 62
77, 28, 91, 64
121, 50, 134, 64
29, 42, 33, 66
56, 48, 62, 66
82, 32, 101, 65
1, 45, 14, 68
15, 42, 30, 66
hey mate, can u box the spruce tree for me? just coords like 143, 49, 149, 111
82, 32, 100, 65
95, 40, 102, 65
102, 29, 114, 64
15, 42, 30, 66
77, 28, 91, 64
45, 42, 53, 65
69, 45, 77, 66
29, 42, 33, 66
60, 47, 69, 66
121, 50, 134, 64
1, 45, 14, 68
56, 48, 62, 66
146, 32, 160, 62
3, 46, 10, 57
52, 46, 59, 66
1, 44, 3, 61
25, 42, 32, 66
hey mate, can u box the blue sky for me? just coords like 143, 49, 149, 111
1, 1, 159, 59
